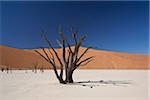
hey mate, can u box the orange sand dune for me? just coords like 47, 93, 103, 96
0, 45, 149, 70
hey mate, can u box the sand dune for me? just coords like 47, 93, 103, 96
0, 45, 149, 69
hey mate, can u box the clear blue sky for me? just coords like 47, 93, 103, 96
0, 1, 149, 54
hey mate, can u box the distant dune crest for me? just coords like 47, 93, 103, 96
0, 46, 149, 70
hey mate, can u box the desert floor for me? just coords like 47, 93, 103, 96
0, 70, 149, 100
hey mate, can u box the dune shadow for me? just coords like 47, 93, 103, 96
72, 80, 132, 88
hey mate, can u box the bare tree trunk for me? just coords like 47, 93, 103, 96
68, 71, 74, 83
64, 66, 74, 83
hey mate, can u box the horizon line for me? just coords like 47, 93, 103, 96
0, 44, 149, 55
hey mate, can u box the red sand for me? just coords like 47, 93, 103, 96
0, 46, 149, 69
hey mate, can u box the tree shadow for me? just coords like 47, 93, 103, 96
71, 80, 132, 88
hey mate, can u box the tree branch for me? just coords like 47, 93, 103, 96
34, 49, 60, 80
56, 40, 63, 48
40, 32, 64, 78
76, 47, 92, 63
34, 50, 49, 62
79, 59, 93, 66
76, 56, 94, 67
48, 49, 54, 59
71, 27, 78, 45
42, 48, 51, 62
40, 32, 64, 68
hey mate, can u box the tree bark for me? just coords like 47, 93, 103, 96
68, 72, 73, 83
65, 68, 74, 83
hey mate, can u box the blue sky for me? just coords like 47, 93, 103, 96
0, 1, 149, 54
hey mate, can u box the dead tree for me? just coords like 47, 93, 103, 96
6, 67, 9, 74
34, 27, 93, 84
40, 67, 44, 73
33, 61, 38, 73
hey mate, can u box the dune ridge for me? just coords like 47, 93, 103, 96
0, 45, 149, 70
